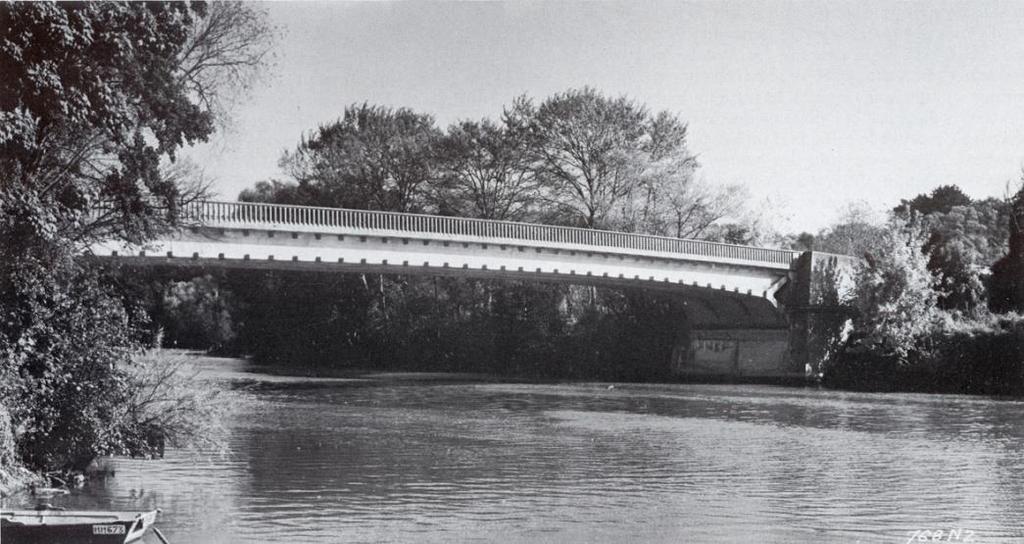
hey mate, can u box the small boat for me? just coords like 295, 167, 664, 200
1, 509, 165, 544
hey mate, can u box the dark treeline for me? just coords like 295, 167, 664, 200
136, 89, 732, 379
130, 267, 686, 381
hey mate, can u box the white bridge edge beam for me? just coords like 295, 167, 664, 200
91, 227, 792, 306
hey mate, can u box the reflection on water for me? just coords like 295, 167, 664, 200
9, 359, 1024, 543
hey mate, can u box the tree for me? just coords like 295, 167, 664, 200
891, 194, 1010, 315
1, 2, 273, 245
239, 179, 318, 206
919, 201, 1009, 314
990, 183, 1024, 313
435, 118, 538, 220
709, 223, 758, 245
511, 88, 699, 229
849, 217, 941, 358
921, 199, 1009, 267
605, 112, 733, 238
160, 275, 237, 351
926, 236, 986, 314
177, 1, 275, 126
613, 167, 741, 239
0, 1, 274, 476
894, 184, 972, 217
814, 202, 885, 256
791, 232, 816, 251
279, 104, 441, 213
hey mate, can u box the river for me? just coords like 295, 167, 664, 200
11, 356, 1024, 543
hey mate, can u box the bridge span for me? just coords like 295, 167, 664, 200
93, 201, 798, 303
91, 201, 854, 380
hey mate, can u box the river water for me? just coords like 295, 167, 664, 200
13, 356, 1024, 543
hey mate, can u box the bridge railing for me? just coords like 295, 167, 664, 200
180, 200, 799, 266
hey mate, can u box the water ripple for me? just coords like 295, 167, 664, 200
11, 374, 1024, 543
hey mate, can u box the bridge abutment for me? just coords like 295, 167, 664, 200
669, 251, 857, 381
784, 252, 857, 377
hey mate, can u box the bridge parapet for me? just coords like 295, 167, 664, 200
169, 201, 799, 270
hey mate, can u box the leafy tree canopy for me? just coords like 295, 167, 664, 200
921, 198, 1009, 265
894, 184, 972, 217
1, 1, 273, 245
509, 87, 700, 229
0, 1, 274, 475
248, 90, 740, 240
850, 217, 942, 357
2, 2, 206, 244
276, 104, 441, 213
811, 202, 885, 257
435, 117, 538, 220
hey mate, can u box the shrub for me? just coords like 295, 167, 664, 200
919, 314, 1024, 394
825, 314, 1024, 394
849, 217, 942, 358
122, 351, 232, 456
0, 256, 140, 472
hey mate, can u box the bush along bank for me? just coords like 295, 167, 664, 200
823, 314, 1024, 395
0, 403, 45, 497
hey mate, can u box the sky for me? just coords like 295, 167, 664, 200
183, 0, 1024, 233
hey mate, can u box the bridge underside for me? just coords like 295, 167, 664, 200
108, 252, 787, 318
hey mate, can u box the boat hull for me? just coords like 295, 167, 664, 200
2, 521, 135, 544
1, 510, 157, 544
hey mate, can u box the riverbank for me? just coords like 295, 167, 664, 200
823, 315, 1024, 395
185, 337, 1024, 400
0, 405, 44, 497
0, 463, 45, 498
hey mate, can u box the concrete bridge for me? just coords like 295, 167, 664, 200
92, 201, 855, 380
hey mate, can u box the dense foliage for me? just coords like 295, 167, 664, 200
136, 265, 688, 382
0, 1, 273, 480
894, 185, 973, 217
989, 184, 1024, 313
796, 188, 1009, 316
2, 2, 217, 244
849, 218, 941, 357
272, 104, 442, 213
824, 182, 1024, 393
